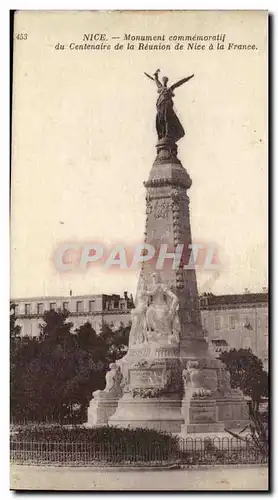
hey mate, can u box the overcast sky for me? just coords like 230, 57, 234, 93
11, 10, 267, 299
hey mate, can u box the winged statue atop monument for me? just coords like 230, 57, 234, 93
144, 69, 194, 143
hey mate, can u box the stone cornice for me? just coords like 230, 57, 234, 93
16, 310, 132, 319
144, 177, 191, 190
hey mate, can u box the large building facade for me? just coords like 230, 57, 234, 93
11, 292, 134, 337
11, 290, 268, 368
200, 291, 268, 370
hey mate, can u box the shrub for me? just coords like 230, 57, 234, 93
13, 424, 176, 444
225, 410, 269, 460
11, 425, 180, 465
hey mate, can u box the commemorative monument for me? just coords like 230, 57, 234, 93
87, 70, 248, 433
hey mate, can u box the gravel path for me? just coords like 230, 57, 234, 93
10, 464, 268, 491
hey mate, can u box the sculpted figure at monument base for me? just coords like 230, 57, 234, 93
87, 363, 124, 426
179, 357, 249, 434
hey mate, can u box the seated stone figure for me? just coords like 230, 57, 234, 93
93, 363, 123, 400
145, 272, 180, 344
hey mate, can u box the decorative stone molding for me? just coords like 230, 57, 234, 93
146, 198, 152, 215
144, 176, 191, 190
132, 387, 163, 398
153, 199, 169, 219
129, 345, 179, 358
153, 138, 181, 166
129, 358, 182, 399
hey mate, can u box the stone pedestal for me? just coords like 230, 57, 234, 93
87, 395, 119, 426
87, 363, 123, 426
109, 393, 183, 432
109, 344, 183, 432
216, 394, 249, 429
181, 396, 225, 434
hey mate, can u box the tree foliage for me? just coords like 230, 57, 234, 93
10, 310, 130, 422
99, 322, 130, 362
10, 303, 21, 340
219, 348, 268, 412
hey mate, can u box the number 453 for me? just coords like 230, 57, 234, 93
15, 33, 28, 40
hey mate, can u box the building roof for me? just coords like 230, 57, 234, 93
11, 294, 103, 302
10, 293, 129, 303
200, 292, 268, 309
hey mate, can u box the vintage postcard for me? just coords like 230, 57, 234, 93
10, 10, 268, 491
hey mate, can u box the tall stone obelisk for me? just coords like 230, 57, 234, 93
87, 71, 249, 433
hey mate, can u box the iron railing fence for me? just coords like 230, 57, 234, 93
10, 437, 268, 467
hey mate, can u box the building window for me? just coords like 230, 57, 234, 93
120, 303, 126, 310
108, 303, 112, 311
63, 302, 69, 311
243, 337, 252, 349
50, 302, 56, 311
200, 297, 208, 307
214, 316, 221, 331
37, 303, 43, 315
25, 303, 31, 315
89, 300, 95, 312
243, 316, 253, 330
229, 315, 236, 330
12, 304, 19, 315
212, 338, 229, 350
76, 301, 83, 313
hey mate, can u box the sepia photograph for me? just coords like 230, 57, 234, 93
10, 10, 268, 491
